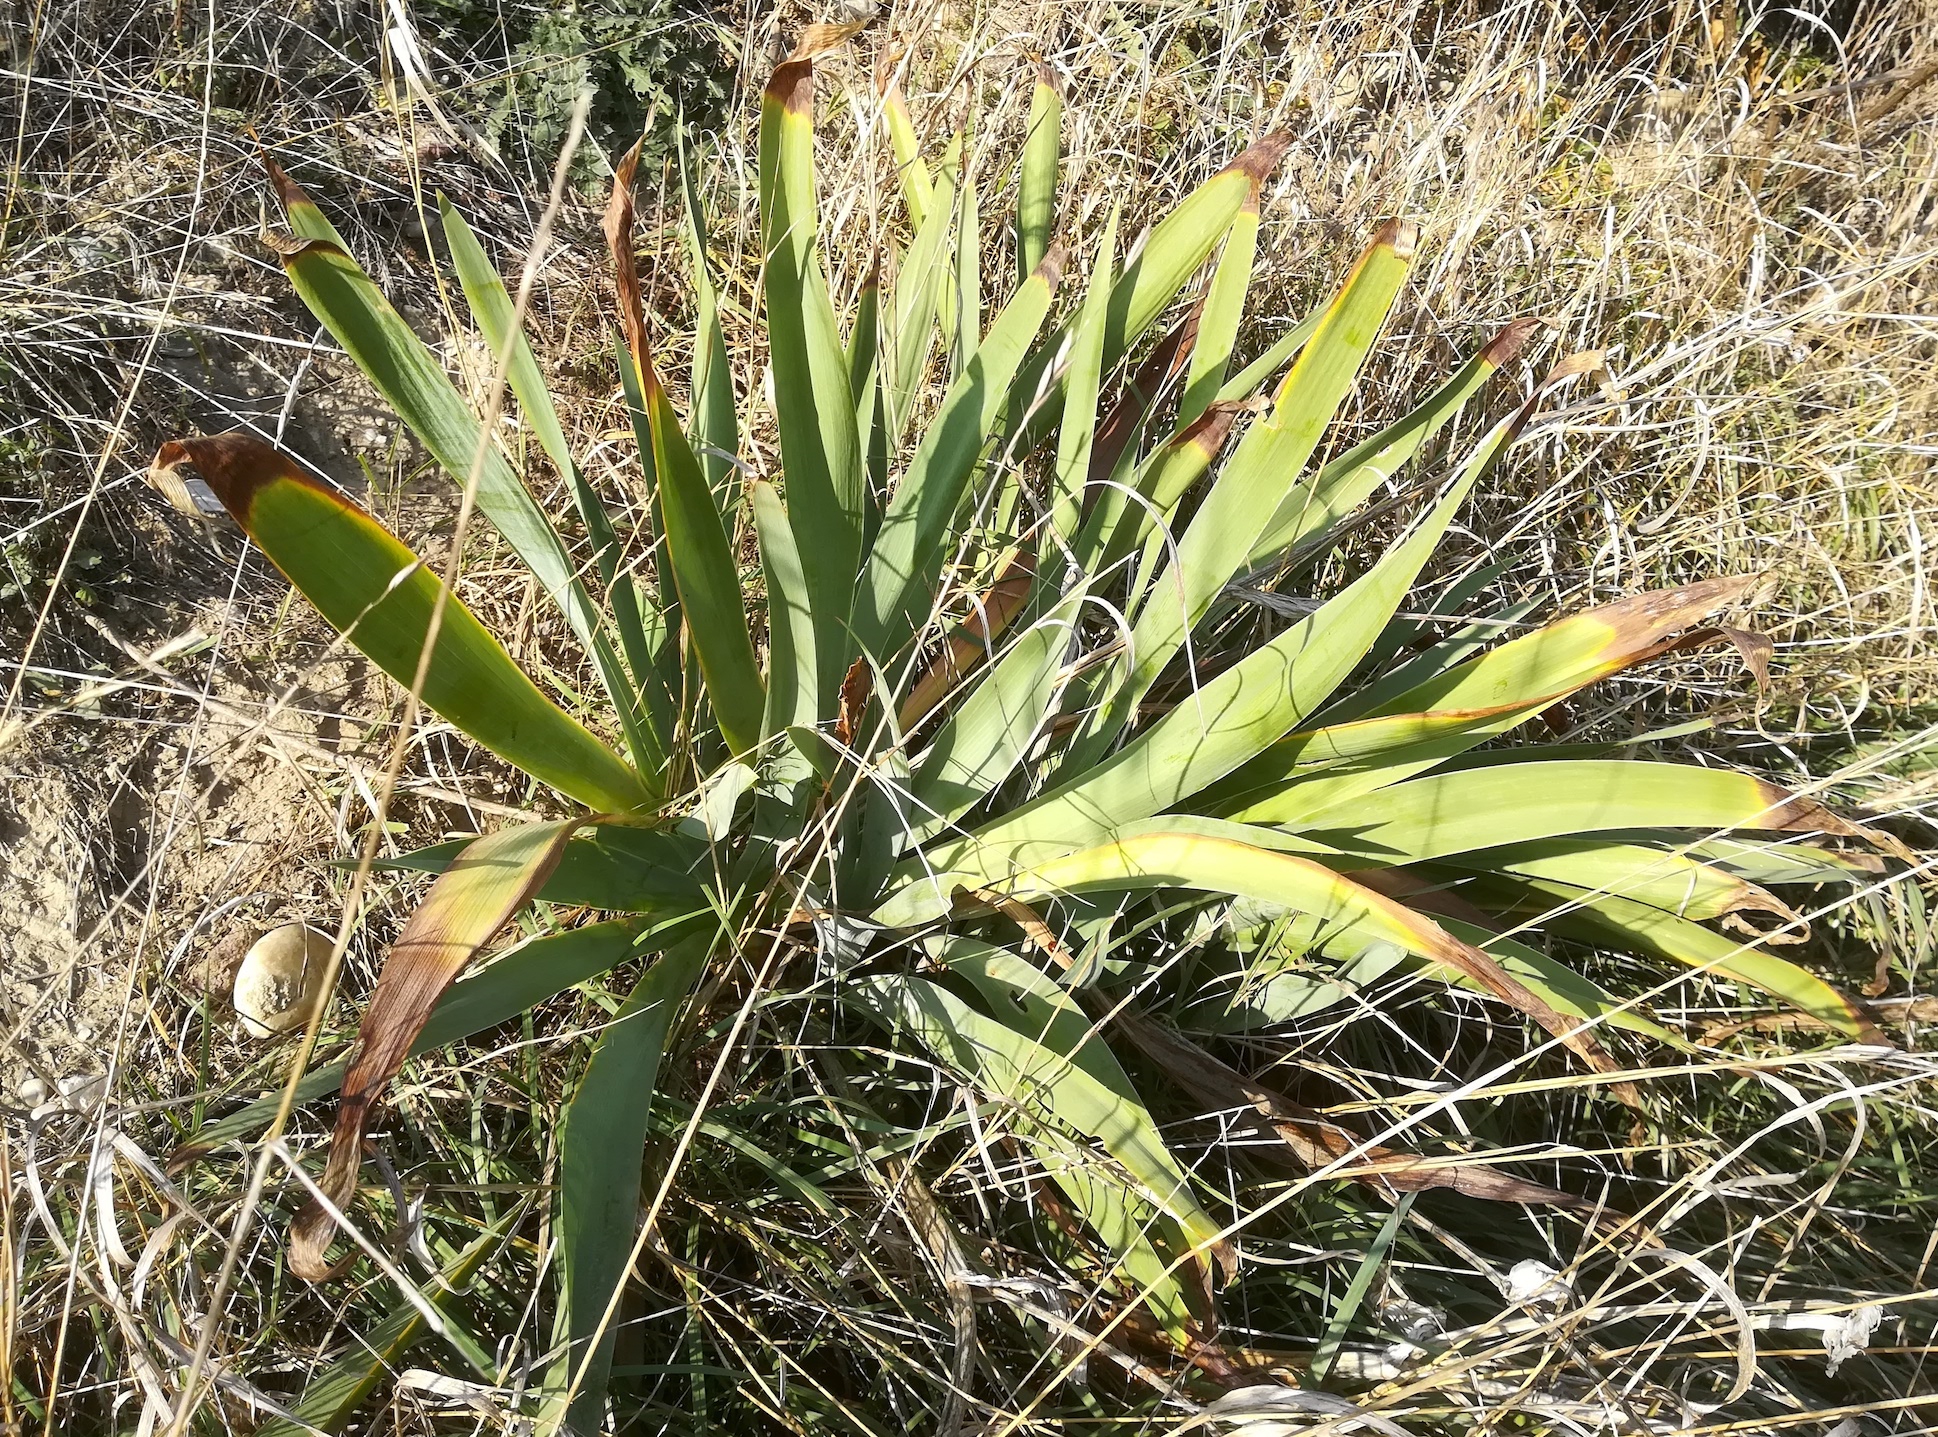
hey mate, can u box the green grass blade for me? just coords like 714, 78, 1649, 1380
881, 72, 934, 226
547, 935, 711, 1435
1016, 61, 1061, 285
1445, 839, 1788, 923
152, 435, 649, 814
379, 824, 710, 913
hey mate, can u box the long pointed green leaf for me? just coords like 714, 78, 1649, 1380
1247, 319, 1540, 568
439, 199, 667, 777
1075, 221, 1416, 759
1015, 61, 1061, 284
548, 935, 710, 1434
1220, 576, 1759, 820
1295, 761, 1855, 867
763, 53, 869, 714
265, 164, 653, 790
755, 478, 817, 739
677, 121, 740, 517
1496, 879, 1883, 1042
151, 435, 648, 813
607, 146, 763, 757
883, 834, 1590, 1048
914, 405, 1512, 893
1050, 209, 1118, 548
1176, 180, 1261, 427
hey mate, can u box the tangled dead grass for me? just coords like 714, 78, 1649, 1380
4, 0, 1938, 1432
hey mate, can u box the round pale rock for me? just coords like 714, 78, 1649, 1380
233, 924, 332, 1038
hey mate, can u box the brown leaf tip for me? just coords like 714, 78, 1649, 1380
1033, 58, 1060, 94
151, 432, 310, 520
767, 57, 816, 115
790, 19, 865, 62
261, 153, 313, 215
1482, 317, 1547, 368
1033, 241, 1069, 294
1372, 217, 1419, 260
1227, 130, 1293, 193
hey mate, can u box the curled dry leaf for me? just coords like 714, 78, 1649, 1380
290, 820, 582, 1279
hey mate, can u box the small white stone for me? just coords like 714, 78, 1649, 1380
1507, 1259, 1571, 1309
16, 1076, 48, 1106
233, 924, 333, 1038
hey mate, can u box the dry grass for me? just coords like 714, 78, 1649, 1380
4, 0, 1938, 1432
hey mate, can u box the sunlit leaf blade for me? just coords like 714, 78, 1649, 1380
256, 1211, 515, 1437
755, 478, 818, 739
921, 404, 1513, 891
1294, 760, 1856, 867
881, 71, 934, 226
1176, 169, 1262, 427
677, 120, 741, 517
1247, 318, 1541, 568
264, 164, 653, 786
547, 935, 711, 1435
291, 820, 585, 1278
1050, 208, 1117, 549
1107, 133, 1291, 362
955, 153, 982, 374
150, 434, 649, 815
888, 146, 958, 441
607, 148, 764, 758
1495, 879, 1884, 1042
763, 50, 868, 713
1432, 916, 1682, 1045
1015, 60, 1061, 285
892, 834, 1600, 1056
1445, 838, 1791, 923
1219, 576, 1761, 819
438, 198, 574, 476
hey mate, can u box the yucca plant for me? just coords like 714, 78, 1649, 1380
157, 31, 1888, 1431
